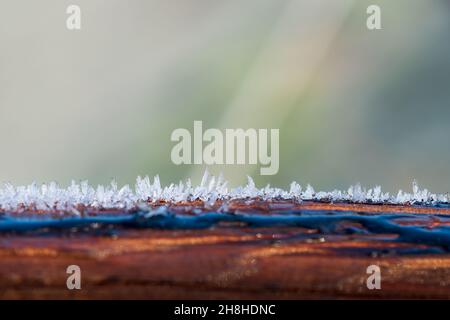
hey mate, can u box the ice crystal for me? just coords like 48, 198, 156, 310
0, 171, 448, 212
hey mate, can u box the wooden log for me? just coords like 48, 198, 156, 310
0, 200, 449, 299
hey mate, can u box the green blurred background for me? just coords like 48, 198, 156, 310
0, 0, 449, 192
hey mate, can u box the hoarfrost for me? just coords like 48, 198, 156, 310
0, 172, 448, 212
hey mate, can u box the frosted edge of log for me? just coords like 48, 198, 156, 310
0, 171, 448, 211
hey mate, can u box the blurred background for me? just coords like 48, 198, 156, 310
0, 0, 449, 192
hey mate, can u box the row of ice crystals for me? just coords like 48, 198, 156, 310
0, 171, 448, 211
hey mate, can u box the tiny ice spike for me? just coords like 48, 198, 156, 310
0, 172, 448, 212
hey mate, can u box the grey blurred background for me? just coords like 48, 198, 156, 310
0, 0, 449, 191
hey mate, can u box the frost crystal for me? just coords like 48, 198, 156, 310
0, 171, 448, 212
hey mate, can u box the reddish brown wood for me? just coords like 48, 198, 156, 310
0, 201, 449, 299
